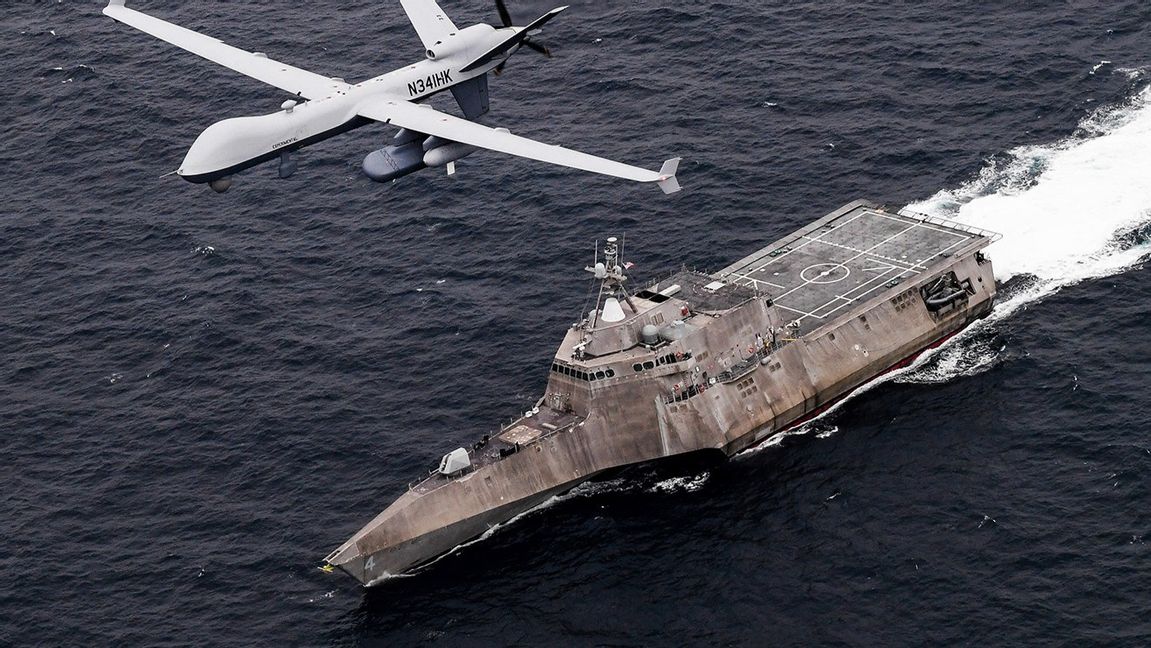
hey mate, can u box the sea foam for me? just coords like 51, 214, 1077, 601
908, 83, 1151, 289
747, 81, 1151, 447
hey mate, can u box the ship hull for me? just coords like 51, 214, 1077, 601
339, 296, 990, 584
726, 293, 993, 455
335, 479, 587, 585
327, 201, 1002, 585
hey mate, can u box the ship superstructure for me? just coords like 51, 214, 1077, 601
325, 200, 1000, 585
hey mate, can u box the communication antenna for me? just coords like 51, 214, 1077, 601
584, 236, 639, 335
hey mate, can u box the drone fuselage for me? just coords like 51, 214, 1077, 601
179, 24, 504, 184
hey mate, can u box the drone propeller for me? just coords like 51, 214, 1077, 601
492, 0, 554, 75
523, 39, 551, 56
495, 0, 513, 28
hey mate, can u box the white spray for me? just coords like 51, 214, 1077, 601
909, 82, 1151, 294
745, 78, 1151, 452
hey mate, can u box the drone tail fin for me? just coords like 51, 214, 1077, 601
657, 158, 682, 194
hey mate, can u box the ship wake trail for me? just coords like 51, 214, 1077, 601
897, 81, 1151, 385
910, 81, 1151, 305
743, 81, 1151, 449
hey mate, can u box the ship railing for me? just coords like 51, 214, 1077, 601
897, 208, 1004, 243
715, 339, 790, 384
664, 382, 706, 404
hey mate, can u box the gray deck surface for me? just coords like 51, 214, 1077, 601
412, 409, 584, 494
719, 206, 981, 330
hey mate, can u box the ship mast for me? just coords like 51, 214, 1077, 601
584, 236, 638, 333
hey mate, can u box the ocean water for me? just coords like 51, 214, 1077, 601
2, 1, 1150, 645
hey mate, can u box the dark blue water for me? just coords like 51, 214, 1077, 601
3, 1, 1150, 645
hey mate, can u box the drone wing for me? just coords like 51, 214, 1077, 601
102, 1, 348, 99
357, 98, 682, 193
400, 0, 459, 52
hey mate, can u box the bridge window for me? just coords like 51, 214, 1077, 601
553, 362, 619, 382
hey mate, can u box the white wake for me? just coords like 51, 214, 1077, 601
909, 82, 1151, 295
895, 80, 1151, 382
746, 78, 1151, 450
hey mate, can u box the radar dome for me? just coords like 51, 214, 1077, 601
641, 324, 660, 345
659, 320, 688, 341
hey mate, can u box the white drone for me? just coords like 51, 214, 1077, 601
103, 0, 682, 194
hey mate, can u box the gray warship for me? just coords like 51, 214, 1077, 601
325, 200, 999, 585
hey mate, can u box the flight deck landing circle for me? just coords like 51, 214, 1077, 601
800, 263, 851, 284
